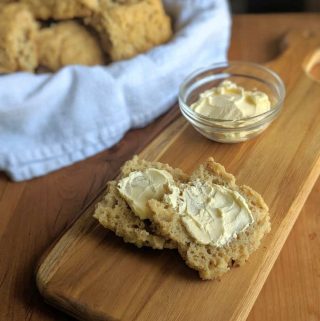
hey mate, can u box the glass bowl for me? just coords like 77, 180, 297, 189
179, 61, 286, 143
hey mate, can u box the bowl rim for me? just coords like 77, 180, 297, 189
178, 61, 286, 124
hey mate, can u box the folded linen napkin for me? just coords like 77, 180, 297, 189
0, 0, 231, 181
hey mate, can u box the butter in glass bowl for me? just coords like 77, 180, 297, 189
179, 61, 286, 143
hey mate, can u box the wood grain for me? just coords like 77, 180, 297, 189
0, 104, 180, 321
1, 14, 320, 321
36, 30, 320, 321
248, 181, 320, 321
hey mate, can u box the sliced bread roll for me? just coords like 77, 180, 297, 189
148, 158, 271, 280
93, 156, 188, 249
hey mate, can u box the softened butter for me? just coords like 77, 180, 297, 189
165, 180, 254, 247
118, 168, 174, 220
190, 80, 271, 120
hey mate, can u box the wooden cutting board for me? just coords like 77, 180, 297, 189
36, 31, 320, 321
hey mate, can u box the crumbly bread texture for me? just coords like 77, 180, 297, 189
0, 0, 172, 72
37, 21, 105, 71
0, 3, 38, 73
0, 0, 16, 4
148, 158, 271, 280
20, 0, 99, 20
86, 0, 172, 61
93, 156, 189, 250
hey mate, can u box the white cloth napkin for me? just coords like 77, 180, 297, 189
0, 0, 231, 181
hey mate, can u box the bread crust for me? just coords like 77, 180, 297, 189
93, 156, 188, 250
20, 0, 99, 20
86, 0, 172, 61
0, 3, 38, 73
37, 21, 105, 71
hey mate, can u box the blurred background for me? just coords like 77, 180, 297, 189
229, 0, 320, 13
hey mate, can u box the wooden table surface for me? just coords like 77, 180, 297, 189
1, 14, 320, 321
